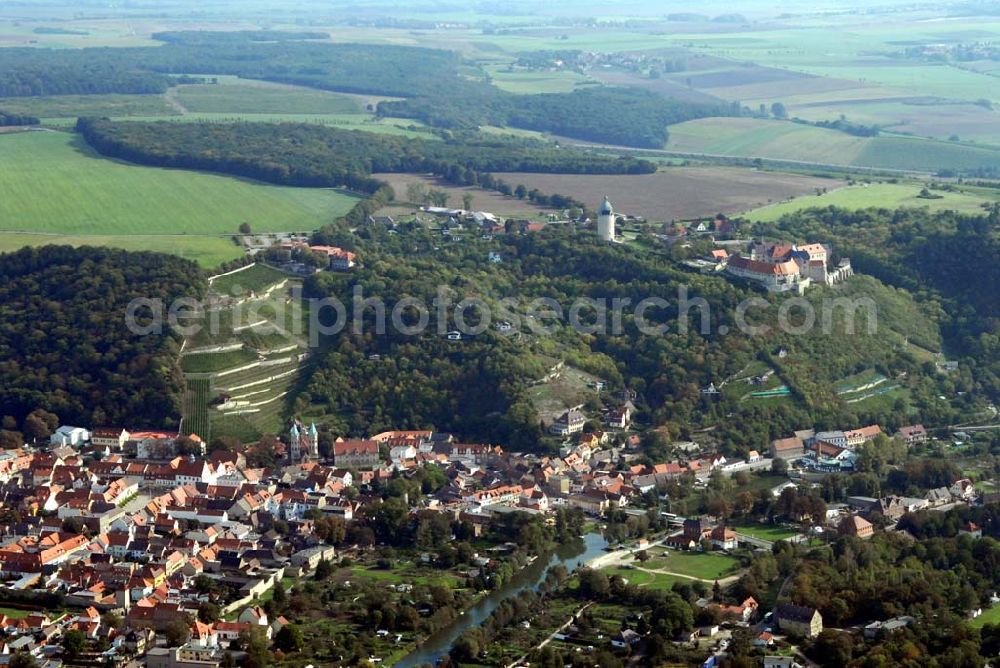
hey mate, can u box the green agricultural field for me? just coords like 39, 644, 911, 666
666, 117, 1000, 172
667, 117, 870, 163
173, 82, 363, 114
746, 182, 998, 221
856, 136, 1000, 172
0, 130, 360, 264
484, 67, 601, 94
44, 112, 434, 138
0, 232, 243, 267
0, 93, 178, 119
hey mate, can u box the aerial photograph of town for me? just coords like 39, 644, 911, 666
0, 0, 999, 666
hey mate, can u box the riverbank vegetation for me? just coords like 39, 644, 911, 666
257, 505, 586, 666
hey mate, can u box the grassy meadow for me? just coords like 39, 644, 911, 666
172, 80, 365, 115
746, 182, 999, 221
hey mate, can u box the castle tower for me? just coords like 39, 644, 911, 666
597, 196, 615, 242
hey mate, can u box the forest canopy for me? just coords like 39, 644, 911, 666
76, 118, 658, 196
0, 246, 204, 429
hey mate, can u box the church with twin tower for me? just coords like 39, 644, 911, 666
597, 195, 616, 242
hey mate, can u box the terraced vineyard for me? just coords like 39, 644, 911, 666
180, 265, 310, 441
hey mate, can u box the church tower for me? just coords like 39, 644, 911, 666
289, 423, 301, 462
308, 423, 319, 458
597, 196, 615, 242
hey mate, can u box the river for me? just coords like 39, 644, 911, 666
393, 532, 609, 667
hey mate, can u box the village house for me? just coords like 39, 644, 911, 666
896, 424, 928, 446
550, 410, 586, 436
770, 436, 804, 460
838, 514, 874, 539
50, 426, 90, 447
604, 404, 633, 430
844, 425, 882, 448
331, 438, 380, 469
710, 525, 738, 550
775, 603, 823, 638
90, 427, 130, 451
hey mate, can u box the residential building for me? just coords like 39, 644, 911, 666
770, 436, 804, 460
896, 424, 927, 446
838, 515, 874, 539
844, 425, 882, 448
331, 439, 380, 469
50, 426, 89, 447
775, 603, 823, 638
549, 410, 586, 436
91, 427, 130, 451
710, 525, 738, 550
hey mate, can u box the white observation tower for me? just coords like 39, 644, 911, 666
597, 195, 615, 242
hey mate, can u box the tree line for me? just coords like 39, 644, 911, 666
0, 110, 40, 126
11, 30, 730, 147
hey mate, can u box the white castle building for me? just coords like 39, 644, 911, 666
597, 196, 616, 242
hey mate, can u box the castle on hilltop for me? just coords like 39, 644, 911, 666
724, 240, 853, 294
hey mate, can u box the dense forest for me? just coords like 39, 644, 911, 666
294, 218, 962, 454
76, 118, 657, 195
0, 246, 204, 430
381, 86, 729, 148
0, 48, 171, 96
9, 31, 727, 147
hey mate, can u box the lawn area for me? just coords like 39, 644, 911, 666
0, 130, 360, 238
970, 605, 1000, 629
347, 564, 460, 588
603, 566, 697, 591
746, 182, 998, 221
731, 523, 800, 542
0, 606, 35, 619
603, 567, 655, 586
650, 551, 742, 581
